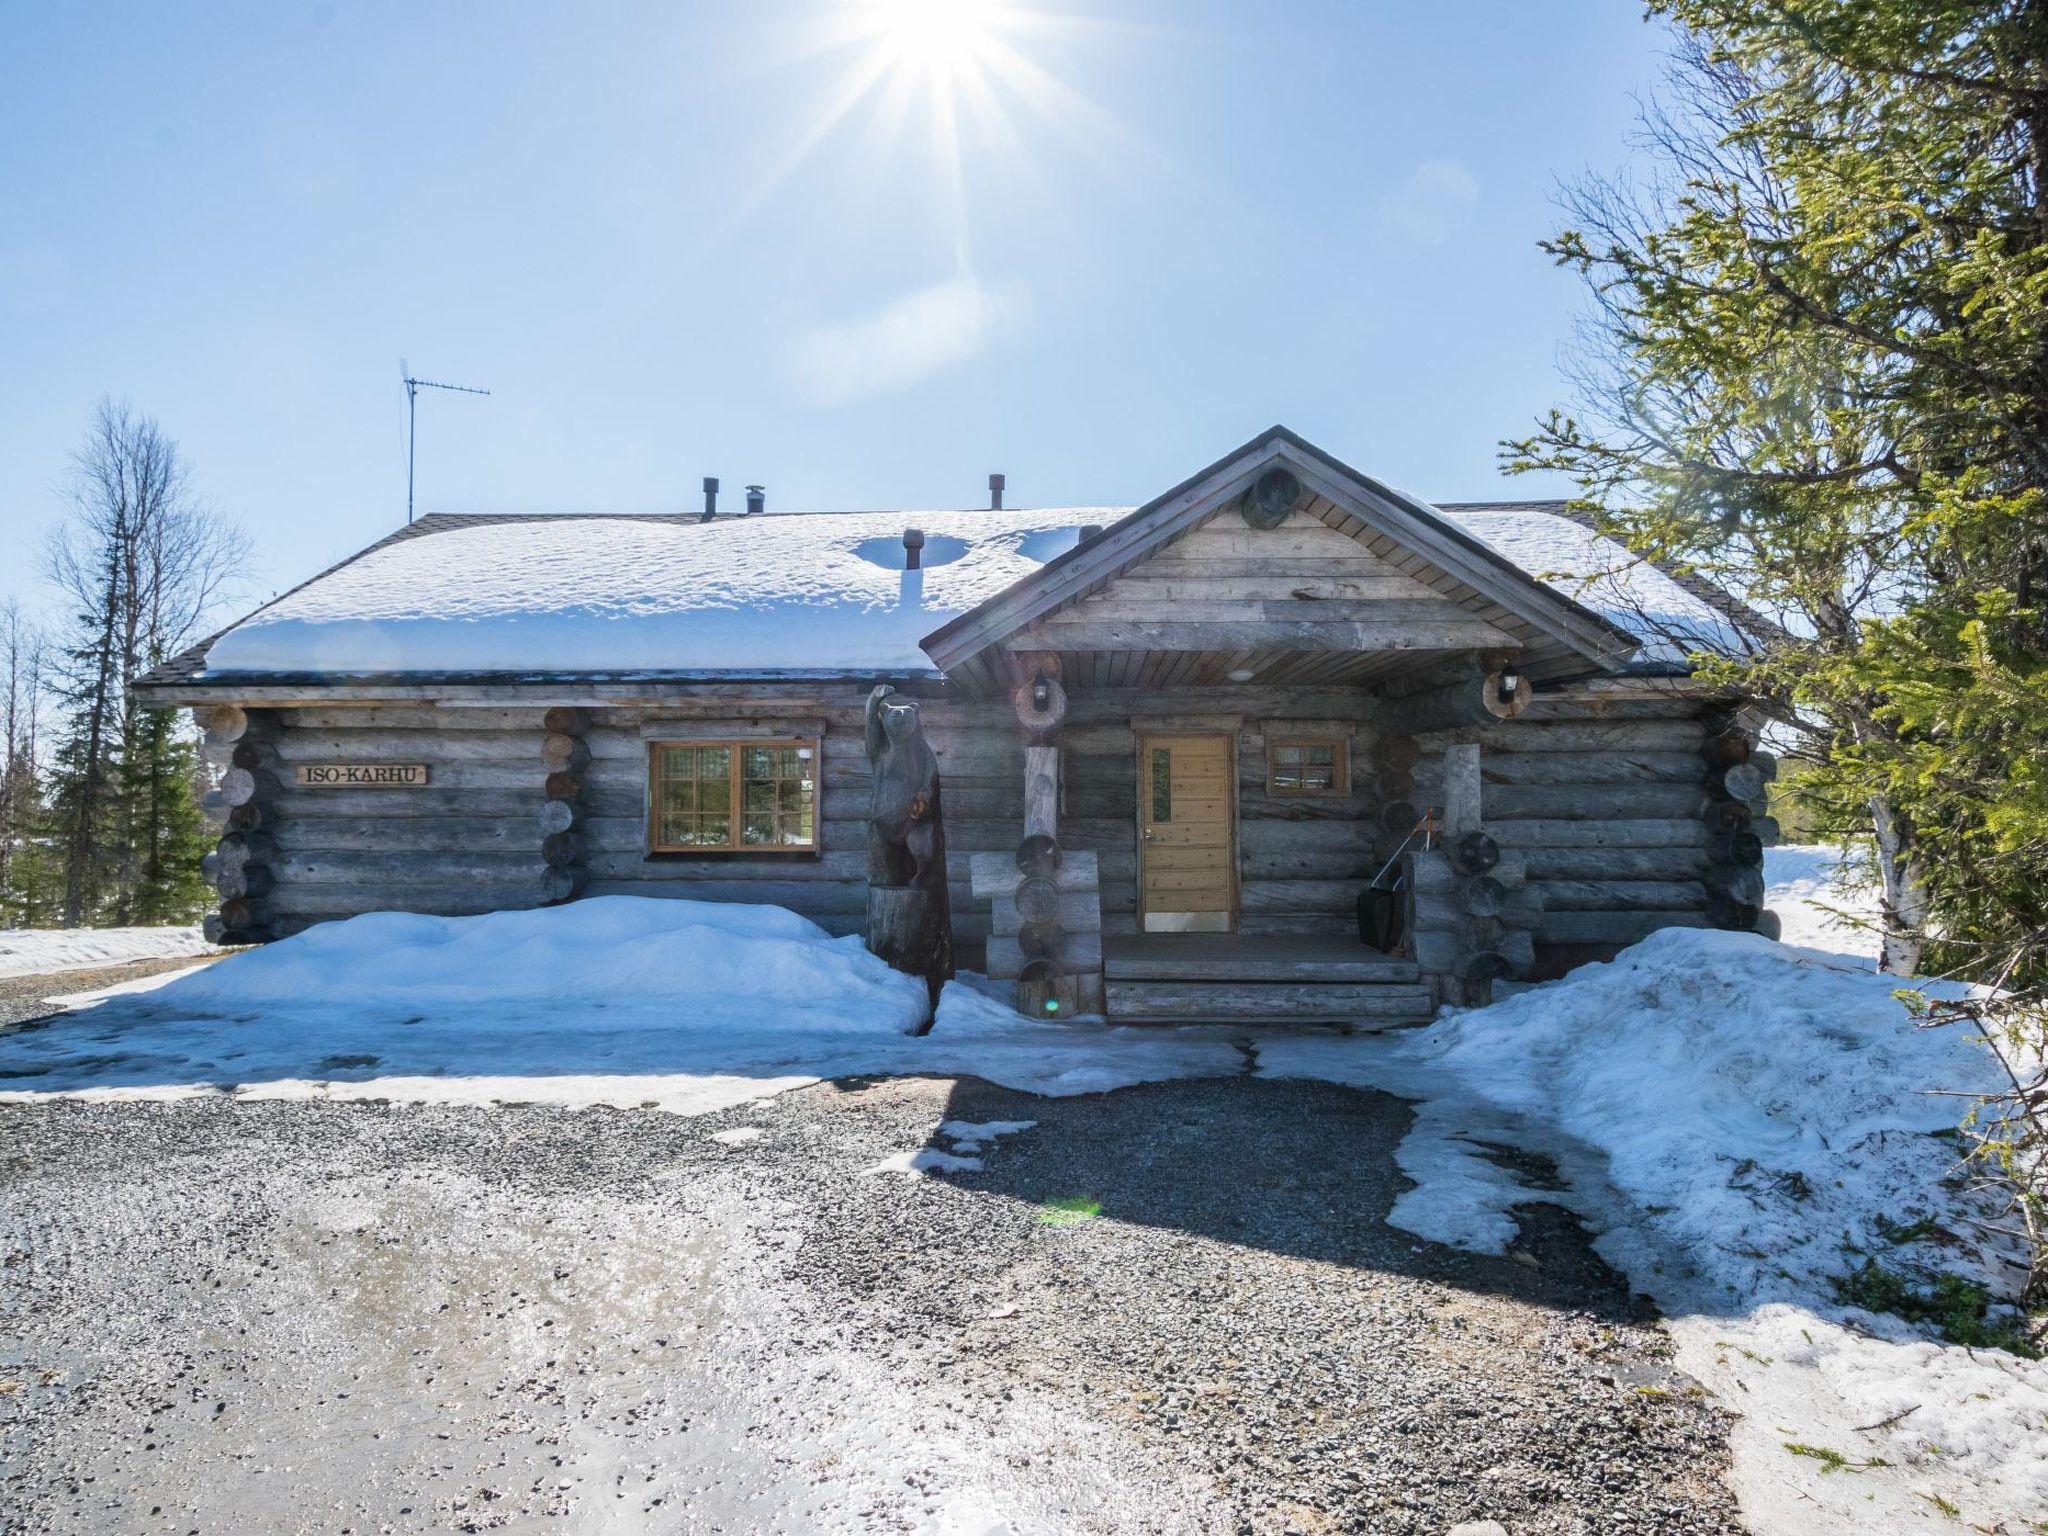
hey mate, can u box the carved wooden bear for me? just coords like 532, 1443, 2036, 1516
863, 685, 954, 1008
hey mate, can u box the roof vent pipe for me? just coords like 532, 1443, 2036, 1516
745, 484, 765, 516
989, 472, 1005, 510
701, 477, 719, 522
903, 527, 926, 570
1079, 523, 1104, 545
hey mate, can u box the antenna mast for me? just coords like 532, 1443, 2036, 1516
401, 359, 491, 524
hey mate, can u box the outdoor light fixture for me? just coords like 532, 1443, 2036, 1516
1032, 675, 1052, 710
1227, 668, 1256, 683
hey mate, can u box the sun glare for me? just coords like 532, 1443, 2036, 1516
867, 0, 1009, 77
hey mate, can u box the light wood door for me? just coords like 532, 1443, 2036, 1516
1137, 733, 1236, 933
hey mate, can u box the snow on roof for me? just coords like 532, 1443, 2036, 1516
1434, 503, 1744, 669
198, 499, 1740, 678
203, 508, 1126, 676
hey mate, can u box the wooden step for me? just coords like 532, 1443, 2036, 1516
1103, 936, 1418, 984
1105, 979, 1438, 1025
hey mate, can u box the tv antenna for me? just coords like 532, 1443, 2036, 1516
401, 359, 491, 523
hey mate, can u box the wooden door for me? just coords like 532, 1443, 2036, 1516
1137, 733, 1236, 933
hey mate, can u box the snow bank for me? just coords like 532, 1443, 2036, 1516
1407, 928, 1998, 1306
0, 926, 210, 980
141, 897, 926, 1025
0, 897, 1244, 1113
1262, 927, 2045, 1531
202, 509, 1118, 675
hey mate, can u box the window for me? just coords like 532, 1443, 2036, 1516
648, 739, 819, 853
1268, 738, 1347, 797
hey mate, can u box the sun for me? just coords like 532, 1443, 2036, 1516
865, 0, 1010, 77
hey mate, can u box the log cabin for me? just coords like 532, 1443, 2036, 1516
134, 426, 1775, 1025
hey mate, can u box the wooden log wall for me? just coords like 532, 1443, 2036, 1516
1408, 690, 1779, 972
235, 692, 1024, 946
195, 679, 1760, 979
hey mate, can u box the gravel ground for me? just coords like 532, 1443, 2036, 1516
0, 954, 222, 1029
0, 1064, 1743, 1535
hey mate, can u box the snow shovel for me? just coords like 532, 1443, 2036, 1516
1357, 813, 1433, 952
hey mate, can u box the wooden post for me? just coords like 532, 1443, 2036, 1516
1441, 743, 1481, 839
1023, 744, 1058, 843
999, 658, 1103, 1019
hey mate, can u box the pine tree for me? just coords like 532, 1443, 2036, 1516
115, 704, 212, 923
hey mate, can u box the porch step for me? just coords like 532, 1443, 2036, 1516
1102, 936, 1419, 985
1104, 979, 1438, 1026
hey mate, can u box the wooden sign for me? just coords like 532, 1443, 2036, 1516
294, 763, 429, 788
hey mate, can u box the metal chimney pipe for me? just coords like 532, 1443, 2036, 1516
701, 476, 719, 521
902, 527, 926, 570
988, 472, 1005, 510
745, 484, 765, 516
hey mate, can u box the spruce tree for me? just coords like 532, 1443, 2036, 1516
1516, 0, 2048, 1313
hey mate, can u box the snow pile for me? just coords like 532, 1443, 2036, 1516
0, 897, 1245, 1113
0, 898, 930, 1110
202, 509, 1119, 676
0, 925, 210, 980
136, 897, 926, 1025
1405, 928, 1998, 1304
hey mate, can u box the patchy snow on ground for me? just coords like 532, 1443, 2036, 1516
6, 883, 2040, 1529
866, 1117, 1038, 1177
0, 925, 210, 980
1262, 928, 2046, 1534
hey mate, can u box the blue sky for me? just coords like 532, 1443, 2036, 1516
0, 1, 1668, 611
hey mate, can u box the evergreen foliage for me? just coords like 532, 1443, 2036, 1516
10, 401, 239, 928
1515, 0, 2048, 1319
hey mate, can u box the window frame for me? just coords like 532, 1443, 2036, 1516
644, 737, 822, 855
1265, 735, 1349, 798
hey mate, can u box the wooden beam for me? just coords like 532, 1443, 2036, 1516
1008, 617, 1519, 653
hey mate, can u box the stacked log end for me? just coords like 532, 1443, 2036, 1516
1700, 711, 1778, 936
199, 705, 282, 945
982, 661, 1105, 1018
539, 707, 591, 905
1401, 740, 1542, 1006
972, 848, 1104, 1018
1407, 843, 1543, 1005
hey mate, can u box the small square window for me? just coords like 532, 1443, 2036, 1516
650, 739, 818, 852
1268, 738, 1347, 797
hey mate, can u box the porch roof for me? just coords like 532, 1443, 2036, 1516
920, 427, 1647, 697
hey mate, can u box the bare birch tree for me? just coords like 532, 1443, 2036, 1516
43, 400, 241, 924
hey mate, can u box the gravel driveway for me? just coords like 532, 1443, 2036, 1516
0, 1055, 1741, 1535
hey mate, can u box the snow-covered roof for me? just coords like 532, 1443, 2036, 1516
202, 508, 1125, 676
1434, 503, 1747, 669
191, 496, 1742, 680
